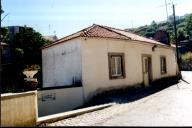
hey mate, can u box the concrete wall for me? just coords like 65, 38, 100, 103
42, 38, 82, 87
81, 38, 177, 101
38, 87, 84, 117
1, 91, 38, 126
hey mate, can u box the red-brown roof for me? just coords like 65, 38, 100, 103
42, 24, 170, 49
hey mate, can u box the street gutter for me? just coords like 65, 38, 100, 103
37, 103, 115, 125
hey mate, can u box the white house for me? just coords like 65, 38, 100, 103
39, 24, 178, 116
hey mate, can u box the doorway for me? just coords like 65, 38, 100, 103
142, 55, 152, 86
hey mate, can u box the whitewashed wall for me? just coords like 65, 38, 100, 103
42, 37, 177, 104
38, 87, 84, 117
42, 38, 82, 87
81, 38, 177, 101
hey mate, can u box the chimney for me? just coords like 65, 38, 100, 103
154, 29, 170, 45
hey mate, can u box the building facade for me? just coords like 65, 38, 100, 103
39, 24, 178, 116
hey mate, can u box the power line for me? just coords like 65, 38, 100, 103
1, 13, 10, 22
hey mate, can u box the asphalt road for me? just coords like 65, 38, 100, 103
45, 71, 192, 126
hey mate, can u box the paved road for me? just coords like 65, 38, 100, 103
45, 71, 192, 126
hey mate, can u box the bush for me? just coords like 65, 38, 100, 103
181, 52, 192, 71
181, 52, 192, 60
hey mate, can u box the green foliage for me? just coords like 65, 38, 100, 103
1, 27, 9, 42
24, 64, 40, 71
181, 52, 192, 71
177, 28, 187, 42
181, 52, 192, 61
2, 27, 50, 93
1, 5, 4, 14
185, 14, 192, 37
127, 13, 192, 42
11, 27, 50, 65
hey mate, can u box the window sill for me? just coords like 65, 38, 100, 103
109, 76, 126, 80
161, 72, 167, 75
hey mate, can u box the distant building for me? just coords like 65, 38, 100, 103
179, 39, 192, 54
8, 26, 20, 36
6, 26, 30, 42
43, 35, 58, 42
154, 30, 170, 45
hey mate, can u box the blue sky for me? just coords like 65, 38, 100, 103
1, 0, 192, 38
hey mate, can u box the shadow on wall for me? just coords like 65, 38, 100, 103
78, 76, 180, 108
72, 76, 82, 86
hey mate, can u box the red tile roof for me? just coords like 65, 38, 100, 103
42, 24, 170, 49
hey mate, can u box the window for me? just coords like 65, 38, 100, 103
160, 56, 167, 74
108, 53, 125, 79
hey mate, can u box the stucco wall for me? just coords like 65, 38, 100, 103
38, 87, 84, 117
42, 38, 82, 87
1, 91, 38, 126
81, 38, 177, 101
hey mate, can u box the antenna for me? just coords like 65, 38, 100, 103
131, 20, 134, 29
48, 24, 51, 35
157, 1, 171, 21
165, 0, 169, 21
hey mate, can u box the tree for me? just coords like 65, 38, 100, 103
177, 28, 187, 42
1, 5, 3, 14
1, 27, 9, 43
185, 14, 192, 38
1, 27, 51, 92
126, 13, 192, 43
11, 26, 51, 65
151, 20, 158, 30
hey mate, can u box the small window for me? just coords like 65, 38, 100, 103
160, 56, 167, 74
108, 53, 125, 79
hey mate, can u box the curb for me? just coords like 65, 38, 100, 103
36, 103, 115, 125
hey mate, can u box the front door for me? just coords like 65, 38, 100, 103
142, 55, 152, 86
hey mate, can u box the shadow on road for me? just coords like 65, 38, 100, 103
80, 76, 180, 108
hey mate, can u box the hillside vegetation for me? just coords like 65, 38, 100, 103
126, 13, 192, 43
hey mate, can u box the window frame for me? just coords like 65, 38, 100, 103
108, 53, 126, 79
160, 56, 167, 74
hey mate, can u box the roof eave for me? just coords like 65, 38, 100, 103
41, 36, 81, 50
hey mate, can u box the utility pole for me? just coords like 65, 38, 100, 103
0, 0, 2, 89
173, 4, 180, 76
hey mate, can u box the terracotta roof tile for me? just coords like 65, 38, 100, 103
42, 24, 169, 49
